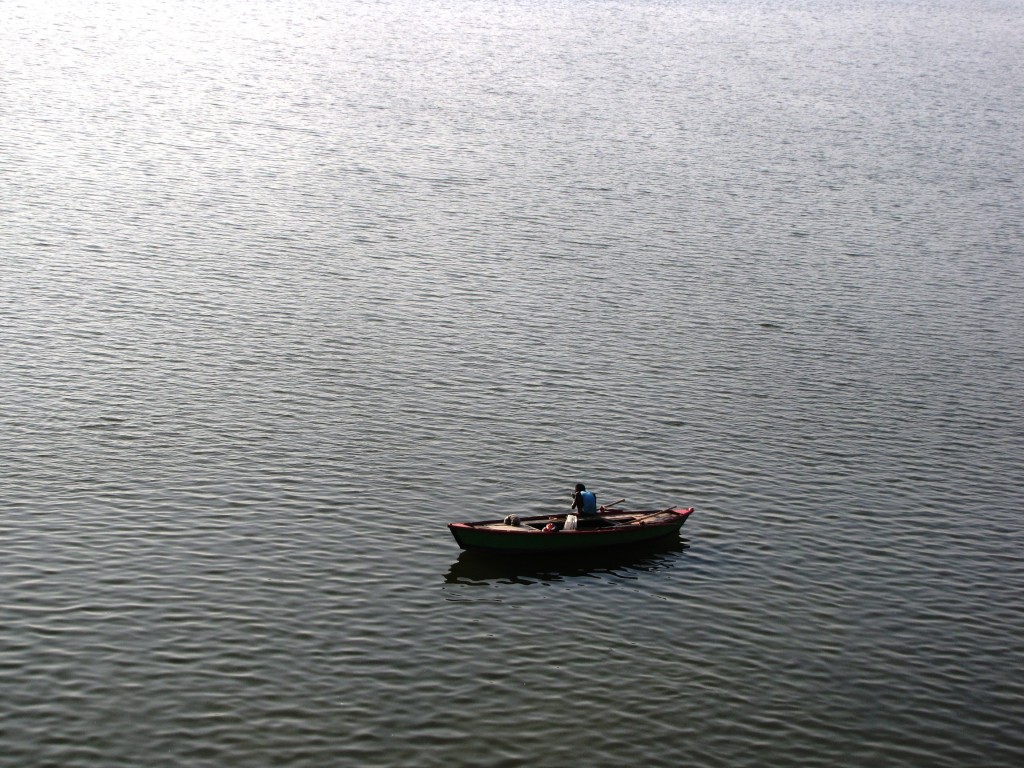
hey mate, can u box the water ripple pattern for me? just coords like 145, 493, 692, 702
1, 1, 1022, 766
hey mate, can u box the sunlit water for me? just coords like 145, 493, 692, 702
2, 1, 1023, 766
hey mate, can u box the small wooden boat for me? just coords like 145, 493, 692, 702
448, 506, 694, 555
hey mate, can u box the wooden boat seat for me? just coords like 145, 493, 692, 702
493, 523, 540, 532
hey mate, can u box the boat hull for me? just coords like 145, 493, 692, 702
448, 508, 693, 554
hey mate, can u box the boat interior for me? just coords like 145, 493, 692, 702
492, 513, 645, 533
525, 517, 619, 532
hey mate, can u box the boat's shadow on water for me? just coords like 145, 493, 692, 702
444, 537, 691, 585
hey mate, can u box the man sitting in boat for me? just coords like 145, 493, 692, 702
571, 483, 599, 517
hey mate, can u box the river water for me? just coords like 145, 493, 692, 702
2, 1, 1022, 766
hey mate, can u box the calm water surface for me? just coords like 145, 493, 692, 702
2, 1, 1023, 766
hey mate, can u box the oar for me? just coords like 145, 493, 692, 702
599, 497, 626, 511
630, 508, 676, 523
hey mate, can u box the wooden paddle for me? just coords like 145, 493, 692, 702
630, 508, 677, 523
599, 497, 626, 511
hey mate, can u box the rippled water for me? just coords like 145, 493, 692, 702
2, 0, 1023, 766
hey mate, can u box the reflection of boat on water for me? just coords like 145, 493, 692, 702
444, 534, 691, 585
448, 506, 694, 555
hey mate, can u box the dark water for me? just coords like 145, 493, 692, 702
2, 1, 1023, 766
